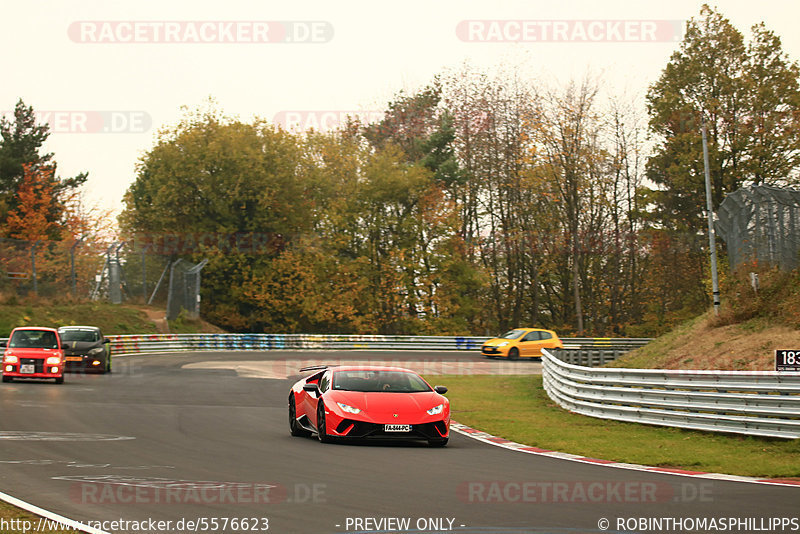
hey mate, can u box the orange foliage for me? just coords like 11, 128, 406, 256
5, 164, 62, 241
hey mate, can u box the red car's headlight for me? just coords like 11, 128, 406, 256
427, 404, 444, 416
336, 402, 361, 414
4, 355, 18, 364
46, 356, 62, 365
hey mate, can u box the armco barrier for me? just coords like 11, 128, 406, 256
106, 333, 491, 354
541, 349, 800, 439
549, 348, 629, 366
103, 333, 651, 355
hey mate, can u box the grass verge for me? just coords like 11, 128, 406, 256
0, 501, 79, 534
434, 374, 800, 479
0, 302, 158, 337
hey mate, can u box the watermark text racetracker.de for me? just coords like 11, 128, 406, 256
457, 19, 684, 42
57, 474, 326, 505
274, 110, 384, 132
0, 110, 150, 134
68, 20, 333, 44
459, 480, 713, 504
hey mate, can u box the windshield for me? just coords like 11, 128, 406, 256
59, 329, 100, 342
499, 329, 526, 340
332, 370, 432, 393
9, 330, 58, 349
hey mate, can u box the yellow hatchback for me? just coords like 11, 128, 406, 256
481, 328, 563, 359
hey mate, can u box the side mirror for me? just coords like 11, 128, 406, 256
434, 385, 448, 394
103, 337, 110, 344
303, 383, 320, 394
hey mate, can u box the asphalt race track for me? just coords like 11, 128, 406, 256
0, 350, 797, 534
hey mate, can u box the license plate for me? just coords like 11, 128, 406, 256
66, 357, 82, 362
384, 424, 411, 432
20, 364, 35, 374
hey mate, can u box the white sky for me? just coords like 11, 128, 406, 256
2, 0, 799, 216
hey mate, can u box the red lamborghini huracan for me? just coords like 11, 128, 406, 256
288, 365, 450, 447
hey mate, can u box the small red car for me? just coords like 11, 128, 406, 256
2, 327, 65, 384
289, 365, 450, 447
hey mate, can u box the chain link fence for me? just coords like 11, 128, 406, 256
0, 237, 107, 298
166, 258, 208, 320
716, 185, 800, 271
0, 236, 208, 321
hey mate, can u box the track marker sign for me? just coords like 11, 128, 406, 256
775, 350, 800, 372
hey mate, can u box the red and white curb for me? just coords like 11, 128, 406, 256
450, 422, 800, 488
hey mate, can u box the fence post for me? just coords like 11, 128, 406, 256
70, 238, 83, 298
30, 240, 40, 295
141, 244, 149, 301
108, 243, 122, 304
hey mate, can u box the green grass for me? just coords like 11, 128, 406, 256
0, 301, 158, 337
0, 502, 79, 534
433, 374, 800, 479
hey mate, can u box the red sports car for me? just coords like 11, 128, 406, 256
288, 365, 450, 447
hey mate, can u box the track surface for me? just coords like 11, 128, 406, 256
0, 351, 796, 534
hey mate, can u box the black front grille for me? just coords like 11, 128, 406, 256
335, 420, 447, 440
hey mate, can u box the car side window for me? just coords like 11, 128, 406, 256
319, 373, 330, 393
522, 331, 541, 342
540, 331, 552, 340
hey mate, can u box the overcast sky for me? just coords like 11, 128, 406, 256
2, 0, 799, 216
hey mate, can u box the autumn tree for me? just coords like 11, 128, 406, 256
644, 5, 800, 322
0, 99, 87, 233
5, 164, 61, 241
121, 105, 316, 329
646, 5, 800, 230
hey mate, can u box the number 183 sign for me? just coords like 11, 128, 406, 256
775, 350, 800, 372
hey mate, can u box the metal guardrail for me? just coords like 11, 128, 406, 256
0, 332, 649, 360
541, 349, 800, 439
550, 348, 629, 366
106, 333, 490, 354
103, 333, 652, 355
567, 337, 652, 349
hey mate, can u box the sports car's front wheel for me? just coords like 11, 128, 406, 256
508, 347, 520, 360
289, 396, 311, 437
316, 402, 332, 443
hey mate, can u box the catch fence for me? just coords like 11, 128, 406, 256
716, 185, 800, 271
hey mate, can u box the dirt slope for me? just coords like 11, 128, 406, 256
611, 312, 800, 370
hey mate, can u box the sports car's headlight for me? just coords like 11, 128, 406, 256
427, 404, 444, 415
4, 355, 18, 364
498, 342, 509, 347
336, 402, 361, 414
46, 356, 61, 365
88, 347, 104, 355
